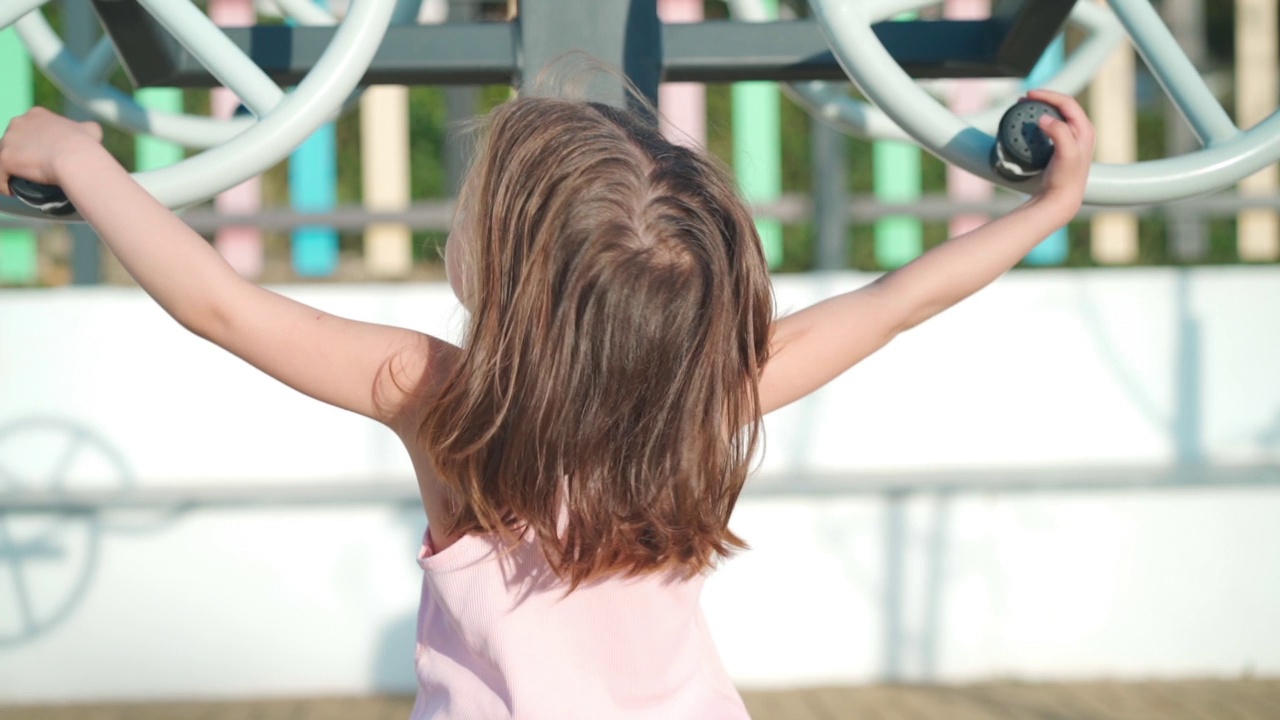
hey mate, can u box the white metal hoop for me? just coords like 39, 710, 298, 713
729, 0, 1123, 142
15, 9, 255, 149
811, 0, 1280, 205
13, 0, 426, 149
0, 0, 398, 219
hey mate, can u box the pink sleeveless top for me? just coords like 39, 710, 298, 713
410, 528, 750, 720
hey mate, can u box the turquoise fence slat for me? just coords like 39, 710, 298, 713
1023, 35, 1069, 266
289, 0, 338, 278
0, 28, 37, 285
290, 123, 339, 277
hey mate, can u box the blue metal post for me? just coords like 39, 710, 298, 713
288, 0, 339, 277
1023, 35, 1068, 266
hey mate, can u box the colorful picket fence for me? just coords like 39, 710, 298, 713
1, 1, 1278, 285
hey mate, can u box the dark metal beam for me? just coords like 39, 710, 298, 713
664, 20, 851, 83
90, 0, 1075, 89
89, 0, 187, 89
990, 0, 1079, 75
91, 5, 519, 88
836, 20, 1002, 81
519, 0, 660, 110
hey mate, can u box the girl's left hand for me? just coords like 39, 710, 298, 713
0, 107, 105, 193
1024, 88, 1095, 213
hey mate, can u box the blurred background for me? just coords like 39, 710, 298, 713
1, 0, 1279, 718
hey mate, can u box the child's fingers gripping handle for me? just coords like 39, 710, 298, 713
991, 100, 1063, 181
1035, 114, 1091, 212
0, 109, 100, 214
1026, 90, 1095, 154
1038, 114, 1080, 166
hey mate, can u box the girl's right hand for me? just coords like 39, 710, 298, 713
1023, 89, 1095, 218
0, 107, 104, 193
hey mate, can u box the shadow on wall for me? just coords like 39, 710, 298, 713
0, 411, 430, 692
766, 266, 1217, 683
372, 503, 430, 694
0, 416, 171, 648
1256, 410, 1280, 449
879, 490, 952, 683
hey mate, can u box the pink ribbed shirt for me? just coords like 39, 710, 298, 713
410, 528, 749, 719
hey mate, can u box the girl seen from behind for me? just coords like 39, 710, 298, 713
0, 86, 1094, 719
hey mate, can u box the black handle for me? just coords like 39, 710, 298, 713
991, 100, 1065, 181
8, 177, 76, 216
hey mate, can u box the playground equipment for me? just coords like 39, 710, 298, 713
12, 6, 254, 149
2, 0, 1280, 219
813, 0, 1280, 204
729, 0, 1124, 144
9, 0, 427, 149
0, 0, 397, 220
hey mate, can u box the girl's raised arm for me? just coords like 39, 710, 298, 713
759, 90, 1095, 415
0, 108, 448, 432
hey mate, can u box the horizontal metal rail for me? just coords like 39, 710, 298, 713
91, 16, 1075, 89
3, 465, 1279, 513
4, 193, 1279, 232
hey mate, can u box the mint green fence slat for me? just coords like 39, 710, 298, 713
134, 89, 186, 171
872, 12, 923, 270
732, 0, 782, 268
0, 28, 38, 285
873, 140, 923, 269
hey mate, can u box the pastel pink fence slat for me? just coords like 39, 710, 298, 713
210, 0, 264, 279
945, 0, 993, 238
658, 0, 705, 148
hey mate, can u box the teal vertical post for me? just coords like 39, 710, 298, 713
732, 0, 782, 268
0, 28, 37, 285
288, 0, 339, 277
290, 125, 339, 276
1023, 35, 1068, 266
873, 13, 923, 270
134, 89, 185, 170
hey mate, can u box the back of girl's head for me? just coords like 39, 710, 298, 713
423, 92, 773, 588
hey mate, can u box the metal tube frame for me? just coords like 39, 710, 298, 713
810, 0, 1280, 205
0, 0, 400, 219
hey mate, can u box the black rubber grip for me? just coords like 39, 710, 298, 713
9, 177, 76, 216
991, 100, 1065, 181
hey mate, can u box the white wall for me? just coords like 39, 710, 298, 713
1, 268, 1278, 702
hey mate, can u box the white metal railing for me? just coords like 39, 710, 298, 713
5, 464, 1280, 513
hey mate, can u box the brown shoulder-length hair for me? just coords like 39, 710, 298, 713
421, 95, 773, 588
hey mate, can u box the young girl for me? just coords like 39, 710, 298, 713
0, 88, 1093, 718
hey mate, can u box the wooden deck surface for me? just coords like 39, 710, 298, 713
4, 679, 1279, 720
